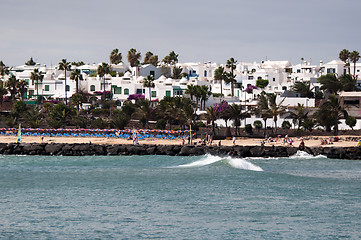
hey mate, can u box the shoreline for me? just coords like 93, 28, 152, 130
0, 140, 360, 160
0, 135, 359, 148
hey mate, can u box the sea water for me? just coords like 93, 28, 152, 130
0, 152, 360, 239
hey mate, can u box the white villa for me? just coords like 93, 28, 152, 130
3, 58, 361, 129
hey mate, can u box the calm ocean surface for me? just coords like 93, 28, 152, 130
0, 152, 360, 239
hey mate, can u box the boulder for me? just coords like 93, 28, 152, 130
45, 143, 63, 155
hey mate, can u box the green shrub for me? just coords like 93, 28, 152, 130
245, 124, 253, 134
253, 120, 262, 131
282, 120, 292, 129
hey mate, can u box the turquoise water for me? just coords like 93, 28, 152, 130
0, 152, 360, 239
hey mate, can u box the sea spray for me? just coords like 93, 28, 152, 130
176, 154, 222, 168
226, 156, 263, 171
174, 154, 263, 171
289, 150, 326, 159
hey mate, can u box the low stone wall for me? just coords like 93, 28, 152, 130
0, 142, 360, 160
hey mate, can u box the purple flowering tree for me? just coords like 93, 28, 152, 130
245, 85, 258, 94
127, 93, 145, 101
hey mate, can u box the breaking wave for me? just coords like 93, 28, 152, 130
175, 154, 263, 172
289, 150, 326, 159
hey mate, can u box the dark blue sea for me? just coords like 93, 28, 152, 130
0, 152, 360, 239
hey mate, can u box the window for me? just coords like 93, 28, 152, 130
297, 69, 301, 73
248, 76, 253, 80
174, 90, 183, 96
44, 85, 49, 91
143, 89, 145, 94
166, 90, 171, 97
66, 85, 70, 92
204, 70, 207, 77
90, 85, 95, 91
344, 100, 359, 105
136, 89, 142, 94
152, 91, 156, 97
113, 86, 122, 94
150, 70, 155, 76
327, 68, 335, 74
282, 86, 287, 90
124, 88, 129, 95
257, 76, 262, 80
29, 90, 34, 97
273, 78, 275, 82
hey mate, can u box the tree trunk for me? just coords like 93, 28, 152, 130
65, 70, 67, 105
263, 118, 267, 138
274, 116, 278, 133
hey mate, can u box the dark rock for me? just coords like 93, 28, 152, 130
286, 147, 298, 156
179, 146, 194, 156
45, 143, 63, 155
250, 146, 264, 157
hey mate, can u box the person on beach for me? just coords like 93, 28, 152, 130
232, 136, 236, 145
298, 139, 305, 150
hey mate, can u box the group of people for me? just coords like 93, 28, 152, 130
320, 136, 339, 145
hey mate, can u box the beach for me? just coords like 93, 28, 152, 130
1, 135, 359, 148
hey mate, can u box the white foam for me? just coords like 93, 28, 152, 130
174, 154, 263, 172
177, 154, 222, 168
226, 157, 263, 171
290, 150, 326, 159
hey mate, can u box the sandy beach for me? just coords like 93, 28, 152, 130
1, 135, 360, 148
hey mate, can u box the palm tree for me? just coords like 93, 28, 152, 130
71, 93, 84, 112
226, 57, 237, 97
109, 48, 122, 64
267, 93, 286, 133
0, 61, 9, 80
292, 81, 314, 98
127, 48, 141, 67
143, 51, 153, 64
287, 103, 308, 130
200, 85, 211, 110
318, 73, 342, 94
256, 93, 271, 137
30, 68, 44, 108
172, 66, 183, 79
25, 57, 36, 66
339, 49, 350, 74
214, 66, 226, 97
206, 106, 217, 136
97, 62, 111, 100
58, 59, 71, 105
70, 69, 83, 93
314, 95, 347, 132
228, 103, 243, 135
143, 75, 155, 101
162, 51, 179, 65
0, 80, 8, 106
185, 84, 196, 101
193, 85, 202, 109
339, 74, 356, 91
349, 50, 360, 78
17, 80, 28, 100
5, 75, 18, 101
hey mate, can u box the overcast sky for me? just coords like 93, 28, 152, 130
1, 0, 360, 67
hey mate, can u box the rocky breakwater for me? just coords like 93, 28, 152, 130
0, 142, 360, 160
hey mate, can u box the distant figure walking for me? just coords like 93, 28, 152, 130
232, 136, 236, 145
